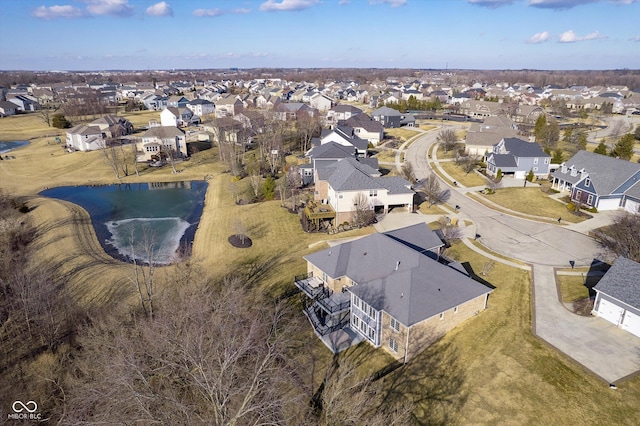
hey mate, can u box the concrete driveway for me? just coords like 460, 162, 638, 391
393, 126, 640, 383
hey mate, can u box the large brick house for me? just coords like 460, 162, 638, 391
294, 224, 493, 361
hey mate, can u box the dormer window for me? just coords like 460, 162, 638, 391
585, 178, 591, 187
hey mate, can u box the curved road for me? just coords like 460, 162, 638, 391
395, 125, 640, 384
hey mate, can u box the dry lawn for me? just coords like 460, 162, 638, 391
479, 187, 588, 223
384, 127, 420, 142
557, 275, 592, 303
418, 202, 449, 215
372, 149, 397, 164
436, 243, 640, 424
3, 114, 640, 423
439, 162, 489, 187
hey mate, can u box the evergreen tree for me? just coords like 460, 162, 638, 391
611, 134, 635, 161
594, 141, 608, 156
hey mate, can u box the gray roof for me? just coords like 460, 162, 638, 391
325, 157, 382, 191
343, 114, 384, 133
142, 126, 185, 138
371, 106, 402, 117
594, 257, 640, 309
383, 223, 444, 253
332, 104, 363, 114
307, 142, 355, 160
304, 227, 491, 327
501, 138, 549, 158
491, 153, 518, 168
552, 150, 640, 195
465, 129, 517, 147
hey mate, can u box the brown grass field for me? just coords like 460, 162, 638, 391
2, 113, 640, 424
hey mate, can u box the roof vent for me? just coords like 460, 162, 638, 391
363, 252, 367, 256
328, 251, 331, 256
395, 261, 401, 271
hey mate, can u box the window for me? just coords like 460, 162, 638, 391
369, 189, 378, 197
390, 317, 400, 332
439, 312, 444, 320
534, 167, 538, 171
322, 272, 328, 283
585, 178, 591, 187
544, 158, 550, 164
534, 158, 539, 164
389, 337, 398, 353
454, 306, 458, 314
587, 194, 594, 205
575, 190, 582, 201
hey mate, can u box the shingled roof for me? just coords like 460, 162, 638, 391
594, 257, 640, 309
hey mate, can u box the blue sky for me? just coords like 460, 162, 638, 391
0, 0, 639, 71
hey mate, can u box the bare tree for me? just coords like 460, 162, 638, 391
37, 105, 59, 127
608, 119, 627, 140
593, 213, 640, 262
232, 218, 247, 245
488, 177, 503, 193
419, 174, 445, 206
297, 111, 322, 152
400, 161, 416, 183
352, 192, 375, 227
437, 129, 457, 153
438, 216, 463, 247
64, 277, 307, 424
461, 155, 479, 175
128, 226, 157, 318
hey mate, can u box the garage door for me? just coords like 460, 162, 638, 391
597, 197, 621, 210
624, 199, 640, 214
621, 310, 640, 338
597, 299, 623, 325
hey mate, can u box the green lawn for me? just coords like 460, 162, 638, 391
478, 187, 588, 223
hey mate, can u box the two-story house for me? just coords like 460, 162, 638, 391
160, 107, 200, 127
485, 137, 551, 179
552, 151, 640, 213
136, 126, 187, 162
187, 98, 215, 117
294, 223, 493, 359
314, 157, 414, 224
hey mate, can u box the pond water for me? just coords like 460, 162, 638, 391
0, 140, 29, 154
40, 181, 207, 264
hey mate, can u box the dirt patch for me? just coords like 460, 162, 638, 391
228, 234, 252, 248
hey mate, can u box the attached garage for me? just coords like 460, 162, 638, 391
592, 257, 640, 339
624, 197, 640, 214
596, 197, 622, 211
596, 298, 623, 325
621, 310, 640, 338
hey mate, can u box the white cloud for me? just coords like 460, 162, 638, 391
527, 31, 550, 43
82, 0, 134, 17
259, 0, 320, 12
145, 2, 173, 17
559, 30, 607, 42
528, 0, 597, 9
232, 8, 252, 14
467, 0, 515, 8
610, 0, 640, 4
339, 0, 350, 5
631, 35, 640, 42
369, 0, 408, 6
193, 8, 224, 17
32, 5, 86, 19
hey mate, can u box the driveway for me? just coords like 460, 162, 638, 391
391, 126, 640, 383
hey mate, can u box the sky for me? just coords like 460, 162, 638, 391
0, 0, 639, 71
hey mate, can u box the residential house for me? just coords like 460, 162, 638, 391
317, 126, 370, 157
8, 95, 39, 111
342, 114, 384, 146
459, 100, 505, 119
592, 257, 640, 338
310, 93, 333, 111
136, 126, 187, 162
303, 141, 379, 185
167, 95, 190, 108
294, 223, 492, 358
551, 151, 640, 213
141, 93, 168, 111
511, 105, 545, 125
161, 107, 200, 127
0, 101, 18, 116
485, 137, 551, 179
234, 110, 266, 133
215, 95, 244, 117
327, 104, 363, 125
187, 98, 215, 117
204, 117, 246, 145
464, 115, 519, 156
66, 124, 106, 151
314, 157, 414, 223
371, 106, 403, 128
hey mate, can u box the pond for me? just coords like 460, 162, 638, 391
0, 140, 29, 154
40, 181, 207, 265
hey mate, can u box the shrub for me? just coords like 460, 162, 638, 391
496, 169, 503, 181
51, 113, 71, 129
587, 207, 598, 213
566, 202, 577, 212
526, 170, 534, 182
